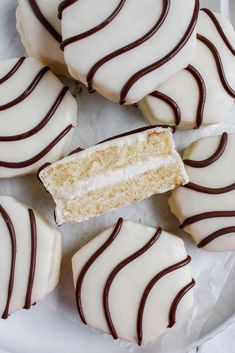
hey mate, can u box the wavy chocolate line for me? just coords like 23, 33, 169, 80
201, 8, 235, 55
180, 210, 235, 229
86, 0, 170, 92
0, 87, 69, 141
137, 255, 191, 345
24, 209, 37, 309
0, 57, 26, 85
197, 34, 235, 98
60, 0, 126, 50
58, 0, 78, 20
119, 0, 199, 104
37, 162, 52, 184
185, 65, 206, 129
197, 226, 235, 248
28, 0, 62, 43
149, 64, 206, 128
150, 91, 181, 126
103, 227, 162, 340
168, 279, 195, 328
184, 132, 228, 168
67, 147, 84, 156
0, 205, 17, 319
75, 218, 123, 325
0, 66, 50, 112
184, 182, 235, 194
0, 124, 73, 169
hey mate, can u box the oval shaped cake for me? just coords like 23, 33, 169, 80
59, 0, 199, 104
0, 57, 77, 178
0, 195, 62, 319
72, 219, 195, 344
169, 132, 235, 251
139, 9, 235, 129
16, 0, 68, 76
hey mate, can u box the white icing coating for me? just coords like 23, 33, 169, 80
61, 0, 198, 104
0, 57, 77, 178
72, 220, 194, 344
169, 133, 235, 252
16, 0, 68, 76
0, 195, 62, 318
139, 10, 235, 129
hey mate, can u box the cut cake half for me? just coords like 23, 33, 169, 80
39, 127, 188, 224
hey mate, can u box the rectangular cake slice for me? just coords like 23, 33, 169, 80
39, 127, 189, 224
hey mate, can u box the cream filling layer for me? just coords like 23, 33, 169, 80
55, 154, 178, 202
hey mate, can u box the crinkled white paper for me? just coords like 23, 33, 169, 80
0, 1, 235, 352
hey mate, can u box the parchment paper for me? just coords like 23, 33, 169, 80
0, 1, 235, 353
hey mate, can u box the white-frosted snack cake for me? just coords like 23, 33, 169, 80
169, 132, 235, 252
59, 0, 199, 104
72, 219, 195, 344
139, 9, 235, 129
0, 195, 61, 319
0, 57, 77, 178
16, 0, 68, 76
39, 126, 189, 224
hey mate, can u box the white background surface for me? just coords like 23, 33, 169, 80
0, 1, 235, 353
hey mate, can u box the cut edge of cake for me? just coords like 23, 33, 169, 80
39, 127, 189, 224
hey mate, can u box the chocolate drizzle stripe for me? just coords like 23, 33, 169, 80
103, 228, 162, 340
37, 162, 52, 182
150, 91, 181, 126
197, 226, 235, 248
197, 34, 235, 98
184, 182, 235, 194
67, 147, 84, 156
0, 87, 69, 141
28, 0, 62, 43
180, 211, 235, 229
119, 0, 199, 104
60, 0, 126, 50
201, 8, 235, 56
0, 205, 17, 319
149, 64, 206, 128
185, 65, 206, 129
137, 255, 191, 346
0, 124, 73, 169
24, 209, 37, 309
0, 57, 26, 85
86, 0, 170, 92
0, 66, 50, 112
75, 218, 123, 325
168, 279, 195, 328
184, 132, 228, 168
58, 0, 78, 20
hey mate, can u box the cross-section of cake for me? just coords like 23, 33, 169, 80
39, 126, 188, 224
